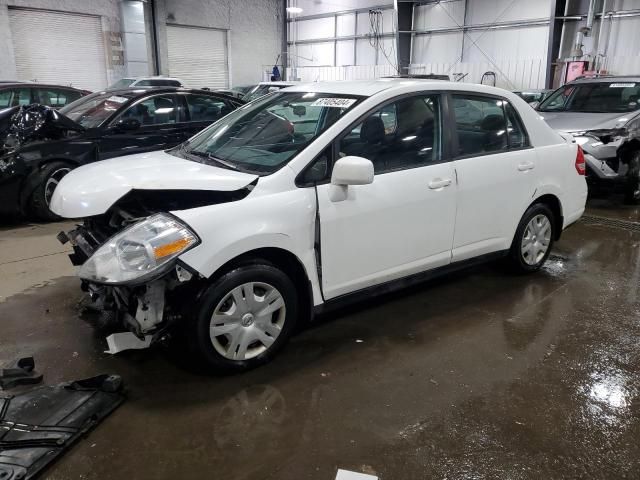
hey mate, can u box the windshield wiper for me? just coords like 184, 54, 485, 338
186, 150, 239, 170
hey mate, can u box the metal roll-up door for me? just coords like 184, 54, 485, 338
8, 8, 107, 92
167, 25, 229, 90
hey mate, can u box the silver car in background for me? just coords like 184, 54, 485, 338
537, 76, 640, 203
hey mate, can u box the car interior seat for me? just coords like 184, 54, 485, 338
153, 97, 175, 124
481, 114, 507, 151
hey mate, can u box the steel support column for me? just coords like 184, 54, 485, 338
545, 0, 567, 88
395, 0, 413, 75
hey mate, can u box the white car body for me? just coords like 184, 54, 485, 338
51, 79, 587, 365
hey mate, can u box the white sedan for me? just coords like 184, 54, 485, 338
51, 79, 587, 373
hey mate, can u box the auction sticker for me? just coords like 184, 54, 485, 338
609, 83, 635, 88
310, 98, 357, 108
107, 95, 129, 103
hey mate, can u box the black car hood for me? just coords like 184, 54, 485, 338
1, 104, 84, 149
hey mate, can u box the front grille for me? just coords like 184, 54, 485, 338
581, 214, 640, 233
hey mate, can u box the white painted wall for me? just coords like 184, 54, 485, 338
560, 0, 640, 75
411, 0, 551, 89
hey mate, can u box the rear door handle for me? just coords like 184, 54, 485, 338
518, 162, 535, 171
428, 178, 452, 189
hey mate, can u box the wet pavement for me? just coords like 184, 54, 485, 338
1, 201, 640, 479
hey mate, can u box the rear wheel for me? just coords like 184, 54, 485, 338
189, 262, 298, 374
29, 161, 73, 221
623, 151, 640, 204
508, 203, 555, 273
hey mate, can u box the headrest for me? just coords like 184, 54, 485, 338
361, 116, 385, 144
481, 114, 504, 132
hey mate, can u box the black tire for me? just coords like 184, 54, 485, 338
623, 151, 640, 205
188, 262, 299, 374
29, 161, 73, 221
508, 203, 555, 274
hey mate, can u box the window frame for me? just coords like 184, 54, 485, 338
446, 91, 531, 161
296, 91, 452, 187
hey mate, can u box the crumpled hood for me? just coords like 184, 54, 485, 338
538, 111, 637, 133
50, 150, 258, 218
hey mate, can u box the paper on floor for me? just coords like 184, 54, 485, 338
335, 469, 378, 480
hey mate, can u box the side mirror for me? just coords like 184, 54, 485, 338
329, 156, 374, 202
529, 101, 540, 109
116, 118, 141, 131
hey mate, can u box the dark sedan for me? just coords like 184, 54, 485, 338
0, 82, 91, 109
0, 87, 243, 220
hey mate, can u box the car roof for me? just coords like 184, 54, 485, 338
0, 82, 85, 90
281, 78, 517, 98
569, 75, 640, 84
87, 86, 243, 102
257, 81, 299, 86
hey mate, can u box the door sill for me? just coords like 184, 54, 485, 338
314, 250, 508, 316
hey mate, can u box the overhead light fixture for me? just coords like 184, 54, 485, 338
286, 7, 303, 14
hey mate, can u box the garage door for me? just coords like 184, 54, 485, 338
167, 25, 229, 90
8, 8, 107, 92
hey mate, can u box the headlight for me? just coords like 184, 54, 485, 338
79, 214, 198, 284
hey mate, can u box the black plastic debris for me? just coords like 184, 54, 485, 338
0, 357, 43, 390
0, 374, 124, 479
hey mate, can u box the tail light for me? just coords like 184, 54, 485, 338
575, 146, 586, 175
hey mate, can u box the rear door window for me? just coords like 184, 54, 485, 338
35, 88, 82, 108
185, 94, 233, 123
452, 95, 508, 157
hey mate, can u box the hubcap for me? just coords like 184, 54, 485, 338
44, 167, 71, 206
210, 282, 286, 361
521, 214, 552, 266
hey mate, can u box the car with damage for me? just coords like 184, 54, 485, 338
536, 76, 640, 202
0, 87, 243, 220
51, 79, 587, 373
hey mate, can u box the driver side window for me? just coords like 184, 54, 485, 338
338, 94, 442, 174
120, 95, 178, 125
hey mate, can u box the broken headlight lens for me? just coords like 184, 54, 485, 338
78, 214, 198, 284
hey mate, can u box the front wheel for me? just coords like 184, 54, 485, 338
189, 262, 299, 374
508, 203, 555, 273
29, 161, 73, 221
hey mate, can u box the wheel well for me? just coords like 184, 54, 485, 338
19, 159, 78, 211
213, 247, 313, 325
532, 194, 563, 240
619, 138, 640, 162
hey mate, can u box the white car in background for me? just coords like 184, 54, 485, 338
51, 79, 587, 373
106, 76, 184, 90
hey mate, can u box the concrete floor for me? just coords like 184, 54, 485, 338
1, 200, 640, 479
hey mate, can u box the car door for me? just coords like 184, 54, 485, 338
178, 93, 238, 140
315, 93, 457, 299
450, 94, 538, 262
97, 93, 185, 160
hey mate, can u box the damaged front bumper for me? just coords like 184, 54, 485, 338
59, 220, 202, 354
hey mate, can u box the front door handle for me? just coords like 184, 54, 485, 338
518, 162, 535, 171
428, 178, 452, 189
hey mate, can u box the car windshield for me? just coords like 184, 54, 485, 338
59, 92, 134, 128
107, 78, 135, 89
172, 91, 362, 174
538, 82, 640, 113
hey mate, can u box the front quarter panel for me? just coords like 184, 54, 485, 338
173, 175, 321, 304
